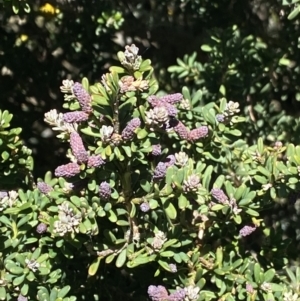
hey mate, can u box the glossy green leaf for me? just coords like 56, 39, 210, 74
288, 6, 300, 20
254, 263, 261, 283
158, 260, 171, 271
57, 286, 71, 298
88, 257, 101, 276
0, 287, 5, 301
264, 269, 275, 282
163, 200, 177, 219
92, 94, 110, 106
137, 128, 148, 139
116, 249, 127, 268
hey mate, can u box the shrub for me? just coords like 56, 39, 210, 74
2, 44, 300, 301
0, 110, 33, 189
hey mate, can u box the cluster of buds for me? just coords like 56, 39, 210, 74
99, 181, 111, 200
151, 231, 167, 251
174, 152, 189, 167
25, 258, 40, 272
151, 144, 162, 156
145, 106, 170, 128
54, 128, 106, 178
63, 111, 89, 123
184, 285, 200, 301
121, 118, 141, 141
171, 119, 208, 142
225, 101, 240, 116
173, 121, 189, 140
46, 83, 90, 139
55, 162, 81, 178
37, 182, 53, 195
44, 109, 76, 138
60, 79, 74, 94
36, 223, 47, 234
188, 126, 209, 141
168, 289, 186, 301
0, 190, 18, 211
100, 125, 114, 143
120, 44, 142, 70
53, 202, 82, 236
140, 202, 150, 212
99, 124, 126, 146
147, 285, 169, 301
148, 286, 186, 301
153, 162, 168, 180
153, 155, 176, 180
239, 225, 256, 237
145, 94, 182, 129
70, 131, 88, 163
210, 188, 241, 214
216, 100, 240, 123
72, 82, 92, 113
87, 155, 105, 168
211, 188, 229, 203
119, 75, 149, 93
168, 263, 177, 273
183, 174, 201, 193
179, 98, 191, 110
60, 79, 75, 102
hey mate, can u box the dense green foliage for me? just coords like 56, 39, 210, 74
3, 0, 300, 301
2, 0, 300, 174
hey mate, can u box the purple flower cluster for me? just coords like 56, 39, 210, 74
72, 82, 92, 113
173, 121, 189, 140
70, 132, 88, 163
148, 93, 182, 106
216, 113, 225, 123
63, 111, 89, 123
165, 155, 176, 167
153, 155, 176, 180
55, 163, 81, 178
170, 119, 208, 142
168, 289, 186, 301
121, 117, 141, 141
152, 144, 162, 156
147, 94, 182, 121
188, 126, 209, 141
211, 188, 229, 203
99, 181, 111, 200
147, 285, 169, 301
147, 285, 185, 301
36, 223, 47, 234
37, 182, 53, 195
87, 155, 105, 168
159, 93, 183, 104
153, 162, 168, 180
140, 202, 150, 212
239, 225, 256, 237
146, 94, 209, 142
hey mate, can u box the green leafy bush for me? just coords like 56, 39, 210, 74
3, 45, 300, 300
0, 110, 33, 189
